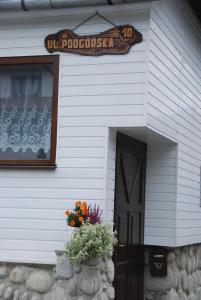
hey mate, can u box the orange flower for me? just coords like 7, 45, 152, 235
79, 216, 83, 222
80, 202, 87, 212
75, 201, 81, 207
83, 210, 87, 216
65, 210, 70, 216
69, 220, 75, 227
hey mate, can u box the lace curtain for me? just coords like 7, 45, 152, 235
0, 75, 51, 154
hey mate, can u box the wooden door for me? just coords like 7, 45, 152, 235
113, 133, 146, 300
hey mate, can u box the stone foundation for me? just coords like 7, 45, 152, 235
144, 244, 201, 300
0, 252, 114, 300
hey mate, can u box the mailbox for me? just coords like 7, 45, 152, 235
150, 250, 167, 277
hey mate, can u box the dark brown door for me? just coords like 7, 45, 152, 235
113, 133, 146, 300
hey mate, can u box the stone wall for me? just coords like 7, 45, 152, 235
0, 252, 114, 300
144, 244, 201, 300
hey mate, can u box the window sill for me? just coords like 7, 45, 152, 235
0, 165, 57, 170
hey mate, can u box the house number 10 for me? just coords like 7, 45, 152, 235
122, 27, 133, 38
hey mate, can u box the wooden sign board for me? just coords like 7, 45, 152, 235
45, 25, 142, 56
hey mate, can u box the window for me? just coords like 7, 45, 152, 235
11, 74, 42, 101
0, 55, 59, 167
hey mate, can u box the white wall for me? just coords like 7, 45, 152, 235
104, 128, 117, 223
143, 0, 181, 247
144, 142, 177, 247
176, 0, 201, 246
0, 3, 149, 263
147, 0, 181, 142
146, 0, 201, 247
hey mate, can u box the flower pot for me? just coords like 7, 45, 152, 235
55, 250, 74, 280
84, 257, 101, 266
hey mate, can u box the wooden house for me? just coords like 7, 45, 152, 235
0, 0, 200, 299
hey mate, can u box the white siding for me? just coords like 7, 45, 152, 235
147, 0, 181, 142
144, 0, 181, 246
104, 128, 117, 223
0, 3, 149, 263
144, 143, 177, 247
146, 0, 201, 247
176, 0, 201, 246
